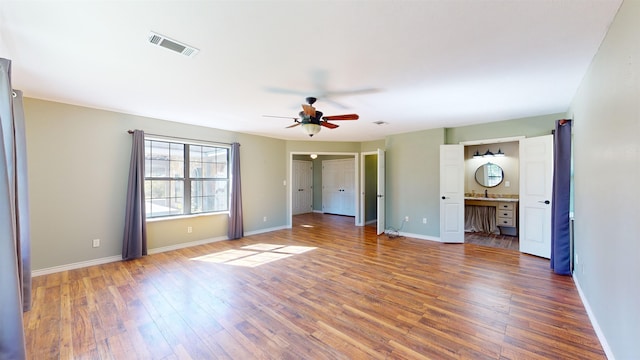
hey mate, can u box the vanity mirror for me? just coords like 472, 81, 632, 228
475, 162, 504, 188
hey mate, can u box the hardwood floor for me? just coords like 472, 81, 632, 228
24, 213, 604, 359
465, 232, 519, 251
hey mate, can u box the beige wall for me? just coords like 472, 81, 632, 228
24, 98, 286, 270
465, 141, 519, 196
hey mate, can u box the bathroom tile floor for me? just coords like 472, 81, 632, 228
465, 231, 519, 251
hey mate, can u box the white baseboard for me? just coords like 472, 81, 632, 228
32, 255, 123, 277
33, 236, 229, 277
573, 274, 614, 359
245, 225, 288, 236
365, 219, 377, 225
147, 236, 228, 255
395, 231, 442, 242
32, 232, 270, 277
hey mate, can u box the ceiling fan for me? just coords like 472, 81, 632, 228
263, 97, 359, 137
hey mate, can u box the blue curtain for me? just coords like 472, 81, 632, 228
0, 58, 28, 360
122, 130, 147, 260
228, 142, 243, 239
550, 119, 572, 275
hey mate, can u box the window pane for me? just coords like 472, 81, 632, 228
146, 140, 184, 179
191, 180, 228, 213
145, 179, 184, 217
144, 139, 228, 218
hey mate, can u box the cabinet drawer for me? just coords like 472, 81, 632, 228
498, 202, 514, 210
498, 210, 513, 218
498, 218, 515, 227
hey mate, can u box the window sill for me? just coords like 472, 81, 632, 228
146, 211, 229, 223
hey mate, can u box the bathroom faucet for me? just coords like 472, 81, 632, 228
484, 189, 488, 198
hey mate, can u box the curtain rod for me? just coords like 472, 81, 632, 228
127, 130, 234, 146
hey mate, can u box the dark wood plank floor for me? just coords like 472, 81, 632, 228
24, 213, 604, 359
465, 232, 519, 251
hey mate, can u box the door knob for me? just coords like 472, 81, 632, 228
538, 200, 550, 204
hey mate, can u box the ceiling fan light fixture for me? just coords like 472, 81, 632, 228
302, 123, 321, 137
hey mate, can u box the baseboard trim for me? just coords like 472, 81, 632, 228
365, 219, 377, 225
245, 225, 288, 236
396, 231, 442, 242
147, 236, 228, 255
32, 226, 294, 277
571, 271, 615, 360
573, 274, 615, 359
32, 255, 123, 277
33, 234, 249, 277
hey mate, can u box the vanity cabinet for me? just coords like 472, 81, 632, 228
465, 199, 518, 236
496, 202, 517, 235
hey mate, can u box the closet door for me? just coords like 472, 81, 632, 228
322, 158, 355, 216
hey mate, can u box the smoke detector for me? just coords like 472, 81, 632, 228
147, 32, 199, 57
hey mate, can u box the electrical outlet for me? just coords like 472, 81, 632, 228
187, 226, 192, 233
405, 216, 409, 222
92, 239, 100, 248
422, 218, 427, 224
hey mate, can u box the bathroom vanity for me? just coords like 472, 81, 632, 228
465, 161, 518, 236
464, 197, 518, 236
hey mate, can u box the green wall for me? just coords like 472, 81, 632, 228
384, 128, 445, 237
568, 0, 640, 357
445, 113, 560, 144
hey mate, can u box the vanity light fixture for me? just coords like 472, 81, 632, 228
495, 148, 505, 157
483, 149, 494, 157
473, 150, 482, 158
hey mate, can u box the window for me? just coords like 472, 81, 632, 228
144, 139, 229, 218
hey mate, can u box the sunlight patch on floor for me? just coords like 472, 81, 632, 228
191, 243, 317, 267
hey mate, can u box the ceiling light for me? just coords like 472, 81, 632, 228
301, 123, 321, 137
310, 154, 318, 159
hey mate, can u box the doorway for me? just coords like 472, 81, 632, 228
288, 152, 359, 228
463, 140, 521, 250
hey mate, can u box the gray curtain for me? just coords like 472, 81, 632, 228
228, 142, 243, 239
0, 58, 28, 359
122, 130, 147, 260
550, 119, 572, 275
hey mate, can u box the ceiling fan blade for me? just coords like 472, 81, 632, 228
302, 104, 316, 117
322, 114, 359, 121
321, 121, 339, 129
286, 122, 301, 128
262, 115, 298, 120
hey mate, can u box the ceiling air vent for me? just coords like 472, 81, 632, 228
148, 32, 199, 57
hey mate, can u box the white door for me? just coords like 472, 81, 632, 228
322, 158, 355, 216
377, 149, 386, 235
519, 135, 553, 258
292, 160, 313, 215
342, 159, 356, 216
440, 145, 465, 243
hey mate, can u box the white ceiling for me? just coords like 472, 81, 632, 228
0, 0, 622, 141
